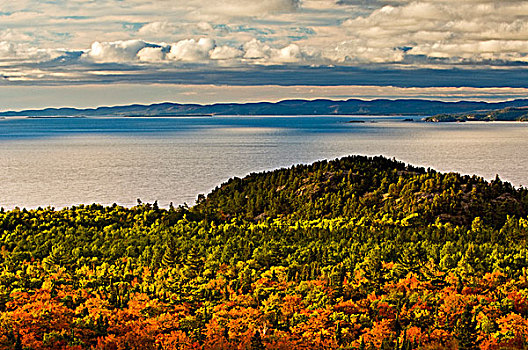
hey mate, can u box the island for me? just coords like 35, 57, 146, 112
424, 106, 528, 122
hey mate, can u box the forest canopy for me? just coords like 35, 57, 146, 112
1, 155, 528, 349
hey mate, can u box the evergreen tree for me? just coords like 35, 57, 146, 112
161, 239, 178, 268
395, 244, 426, 277
455, 304, 478, 350
184, 245, 203, 279
43, 244, 74, 270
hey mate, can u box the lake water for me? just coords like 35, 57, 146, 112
0, 116, 526, 209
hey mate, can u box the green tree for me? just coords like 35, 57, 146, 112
455, 304, 478, 350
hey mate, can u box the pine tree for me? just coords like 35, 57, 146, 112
43, 244, 74, 270
184, 245, 203, 279
455, 304, 478, 350
161, 239, 179, 268
395, 244, 426, 277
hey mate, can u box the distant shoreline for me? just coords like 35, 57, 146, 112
2, 114, 527, 123
4, 114, 416, 119
3, 98, 528, 119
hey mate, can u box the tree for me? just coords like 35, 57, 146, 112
455, 304, 478, 350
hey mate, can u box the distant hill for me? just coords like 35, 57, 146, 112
3, 98, 528, 117
425, 106, 528, 122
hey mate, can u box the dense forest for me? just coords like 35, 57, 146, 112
2, 155, 528, 349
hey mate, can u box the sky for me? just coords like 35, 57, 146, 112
1, 0, 528, 110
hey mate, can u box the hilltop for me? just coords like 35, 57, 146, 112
194, 155, 527, 227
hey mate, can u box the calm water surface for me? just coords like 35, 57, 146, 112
0, 116, 526, 209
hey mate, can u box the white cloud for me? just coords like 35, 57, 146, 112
243, 39, 272, 59
80, 38, 220, 63
73, 37, 319, 65
240, 39, 314, 63
137, 46, 166, 62
334, 1, 528, 63
82, 40, 150, 63
272, 43, 302, 63
167, 38, 215, 61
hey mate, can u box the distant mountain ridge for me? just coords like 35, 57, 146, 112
3, 98, 528, 117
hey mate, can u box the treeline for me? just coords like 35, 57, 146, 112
1, 156, 528, 349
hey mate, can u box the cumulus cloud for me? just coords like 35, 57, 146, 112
137, 46, 166, 62
243, 39, 272, 59
167, 38, 215, 61
83, 40, 150, 63
241, 39, 312, 63
76, 37, 314, 64
273, 44, 302, 63
335, 1, 528, 64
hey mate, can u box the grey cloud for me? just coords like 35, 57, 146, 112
5, 62, 528, 89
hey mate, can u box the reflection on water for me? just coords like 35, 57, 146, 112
0, 116, 526, 209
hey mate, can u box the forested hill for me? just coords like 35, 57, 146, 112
425, 106, 528, 122
195, 155, 528, 228
3, 156, 528, 349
